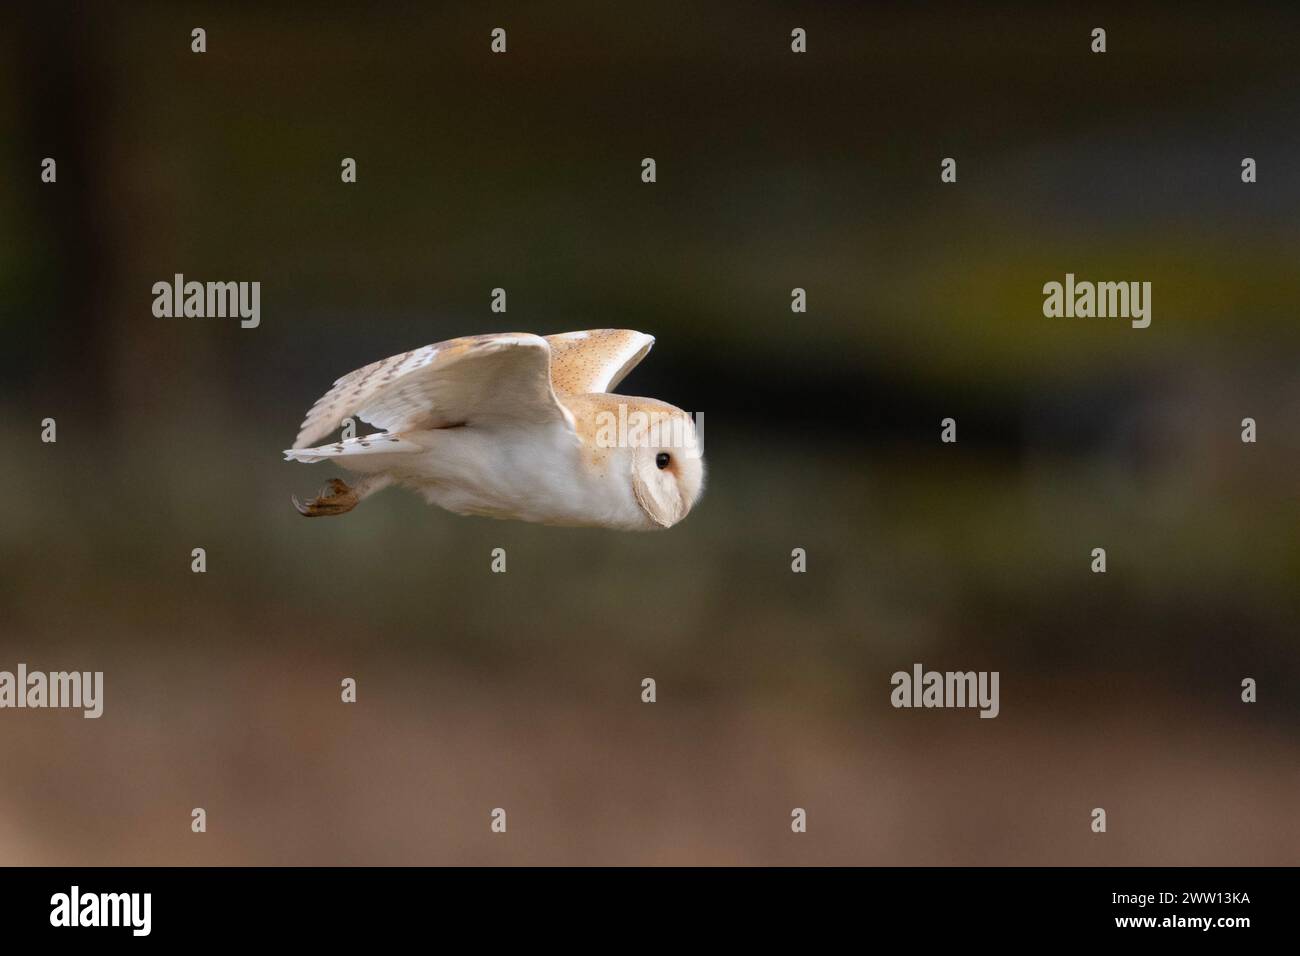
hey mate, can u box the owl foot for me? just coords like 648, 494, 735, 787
293, 478, 359, 517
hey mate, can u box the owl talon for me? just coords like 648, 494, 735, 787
293, 478, 359, 517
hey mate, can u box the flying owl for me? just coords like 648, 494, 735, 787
284, 329, 704, 530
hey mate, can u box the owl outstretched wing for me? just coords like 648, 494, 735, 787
292, 333, 570, 449
544, 329, 655, 394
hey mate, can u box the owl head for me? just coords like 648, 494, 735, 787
628, 405, 705, 529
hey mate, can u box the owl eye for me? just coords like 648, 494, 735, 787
655, 452, 671, 470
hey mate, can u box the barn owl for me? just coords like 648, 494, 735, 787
284, 330, 704, 530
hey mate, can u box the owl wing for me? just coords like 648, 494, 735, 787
293, 333, 570, 449
544, 329, 655, 394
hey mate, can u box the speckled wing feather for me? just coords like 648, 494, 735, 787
544, 329, 655, 394
293, 333, 569, 449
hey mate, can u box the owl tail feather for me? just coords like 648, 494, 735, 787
283, 432, 422, 463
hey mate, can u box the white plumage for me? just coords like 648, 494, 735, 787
284, 330, 704, 530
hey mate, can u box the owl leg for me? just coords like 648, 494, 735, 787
292, 475, 389, 517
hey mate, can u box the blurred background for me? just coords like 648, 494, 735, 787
0, 1, 1297, 864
